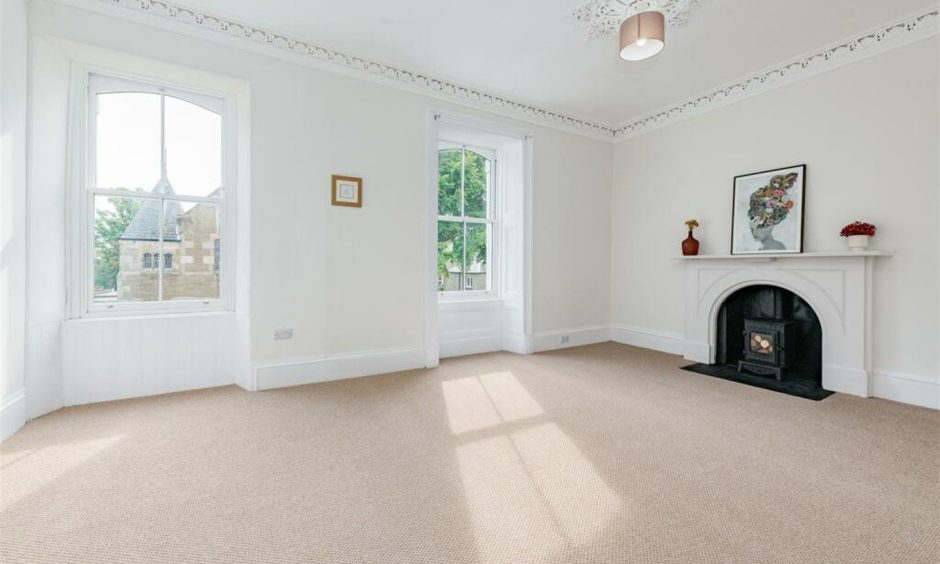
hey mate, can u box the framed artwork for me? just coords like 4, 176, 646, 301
731, 164, 805, 255
331, 175, 362, 207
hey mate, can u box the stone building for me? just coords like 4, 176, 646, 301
118, 182, 220, 301
438, 261, 487, 292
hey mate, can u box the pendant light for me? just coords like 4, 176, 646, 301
619, 11, 665, 61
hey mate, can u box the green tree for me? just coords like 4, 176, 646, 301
437, 148, 488, 288
94, 197, 141, 292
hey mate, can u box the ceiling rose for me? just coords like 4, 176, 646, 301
572, 0, 704, 39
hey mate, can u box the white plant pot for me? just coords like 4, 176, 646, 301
846, 234, 870, 251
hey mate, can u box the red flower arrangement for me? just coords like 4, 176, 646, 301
840, 221, 877, 237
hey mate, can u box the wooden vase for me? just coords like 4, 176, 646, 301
682, 230, 700, 256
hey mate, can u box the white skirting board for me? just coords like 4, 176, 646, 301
609, 325, 685, 356
253, 347, 428, 390
531, 325, 610, 352
439, 335, 502, 359
822, 365, 871, 398
11, 325, 937, 433
501, 333, 529, 355
872, 371, 940, 410
610, 324, 938, 410
1, 389, 27, 443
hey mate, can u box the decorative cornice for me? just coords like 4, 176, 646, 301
71, 1, 938, 142
88, 0, 616, 139
572, 0, 705, 40
613, 8, 939, 140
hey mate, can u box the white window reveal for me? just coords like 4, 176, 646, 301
436, 143, 495, 295
76, 73, 234, 316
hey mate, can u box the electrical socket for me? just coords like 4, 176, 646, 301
560, 335, 570, 344
273, 328, 293, 341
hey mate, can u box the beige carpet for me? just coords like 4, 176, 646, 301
2, 343, 938, 564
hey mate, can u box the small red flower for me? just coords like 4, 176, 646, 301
786, 201, 794, 209
840, 221, 877, 237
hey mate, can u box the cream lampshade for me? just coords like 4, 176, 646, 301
619, 11, 665, 61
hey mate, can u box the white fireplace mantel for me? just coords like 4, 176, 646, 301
674, 251, 892, 260
678, 251, 891, 397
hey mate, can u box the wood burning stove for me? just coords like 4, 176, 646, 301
738, 318, 796, 380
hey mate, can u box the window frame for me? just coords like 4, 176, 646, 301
436, 140, 497, 300
70, 69, 237, 318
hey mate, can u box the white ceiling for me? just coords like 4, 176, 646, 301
168, 0, 932, 125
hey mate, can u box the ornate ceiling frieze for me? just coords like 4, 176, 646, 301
571, 0, 705, 39
81, 1, 938, 142
91, 0, 616, 139
612, 9, 938, 140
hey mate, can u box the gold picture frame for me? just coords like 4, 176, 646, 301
331, 175, 362, 208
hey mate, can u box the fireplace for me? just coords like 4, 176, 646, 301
683, 284, 827, 399
739, 318, 795, 380
679, 253, 886, 398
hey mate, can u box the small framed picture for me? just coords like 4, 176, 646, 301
331, 175, 362, 207
731, 164, 806, 255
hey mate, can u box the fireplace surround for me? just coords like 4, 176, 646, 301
678, 252, 889, 397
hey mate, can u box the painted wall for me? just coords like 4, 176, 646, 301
25, 0, 612, 406
24, 36, 69, 418
610, 39, 940, 398
0, 0, 29, 440
534, 132, 612, 334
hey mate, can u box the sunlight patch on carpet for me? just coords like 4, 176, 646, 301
1, 435, 125, 507
456, 422, 622, 562
441, 372, 543, 434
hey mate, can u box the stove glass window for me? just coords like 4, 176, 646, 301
750, 332, 774, 354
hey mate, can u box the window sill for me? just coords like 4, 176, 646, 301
439, 296, 501, 312
438, 293, 499, 304
68, 309, 237, 323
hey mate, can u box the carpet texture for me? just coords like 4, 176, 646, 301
2, 343, 938, 564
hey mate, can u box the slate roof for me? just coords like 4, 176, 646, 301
119, 179, 183, 242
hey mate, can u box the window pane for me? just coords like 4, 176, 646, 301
164, 96, 222, 198
464, 150, 489, 219
465, 223, 488, 292
437, 148, 462, 216
437, 220, 463, 292
94, 195, 158, 303
165, 200, 221, 301
95, 93, 161, 191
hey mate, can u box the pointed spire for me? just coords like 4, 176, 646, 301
152, 147, 175, 195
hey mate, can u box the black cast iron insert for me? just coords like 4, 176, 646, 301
738, 318, 796, 380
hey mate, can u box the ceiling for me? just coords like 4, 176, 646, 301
159, 0, 932, 126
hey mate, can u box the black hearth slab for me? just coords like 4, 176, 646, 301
681, 363, 835, 401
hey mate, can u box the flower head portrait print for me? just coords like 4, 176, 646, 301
732, 165, 805, 254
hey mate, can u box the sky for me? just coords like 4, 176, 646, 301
95, 92, 222, 199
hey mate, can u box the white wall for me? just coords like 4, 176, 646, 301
24, 36, 68, 418
610, 39, 940, 401
0, 0, 29, 440
24, 0, 612, 405
532, 132, 612, 336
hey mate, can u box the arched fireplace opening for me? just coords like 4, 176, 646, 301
683, 284, 830, 400
716, 285, 823, 386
